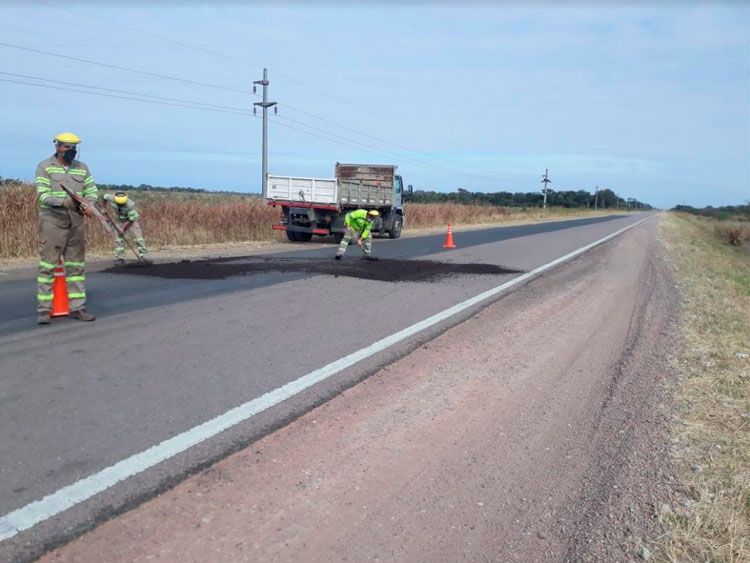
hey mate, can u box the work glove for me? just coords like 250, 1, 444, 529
80, 202, 94, 217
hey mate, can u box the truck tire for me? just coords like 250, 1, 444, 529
333, 232, 344, 244
389, 216, 403, 239
296, 232, 313, 242
286, 230, 298, 242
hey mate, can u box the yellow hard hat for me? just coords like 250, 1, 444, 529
54, 132, 81, 144
114, 192, 128, 205
367, 209, 380, 217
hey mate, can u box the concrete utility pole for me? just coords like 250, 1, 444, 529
541, 169, 551, 210
594, 186, 599, 210
253, 68, 277, 201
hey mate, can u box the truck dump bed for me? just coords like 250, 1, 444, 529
336, 164, 396, 208
266, 164, 397, 209
266, 175, 337, 206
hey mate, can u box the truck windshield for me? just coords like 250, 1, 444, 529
395, 176, 402, 193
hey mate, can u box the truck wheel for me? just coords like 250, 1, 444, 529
296, 232, 313, 242
333, 233, 345, 244
286, 230, 298, 242
389, 216, 403, 239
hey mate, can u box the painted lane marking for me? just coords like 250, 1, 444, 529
0, 215, 651, 542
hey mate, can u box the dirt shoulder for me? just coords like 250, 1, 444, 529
38, 219, 677, 562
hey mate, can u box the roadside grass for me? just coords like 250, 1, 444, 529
1, 180, 633, 261
656, 213, 750, 563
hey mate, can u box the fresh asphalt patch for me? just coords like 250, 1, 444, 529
102, 256, 523, 282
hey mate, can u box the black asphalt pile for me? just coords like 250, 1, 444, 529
103, 257, 523, 283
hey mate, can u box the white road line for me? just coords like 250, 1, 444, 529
0, 215, 651, 542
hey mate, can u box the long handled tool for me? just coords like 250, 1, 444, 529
61, 185, 151, 266
357, 239, 378, 261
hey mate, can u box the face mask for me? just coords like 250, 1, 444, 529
62, 148, 77, 163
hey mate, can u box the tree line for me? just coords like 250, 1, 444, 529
409, 187, 652, 209
673, 204, 750, 221
1, 177, 652, 209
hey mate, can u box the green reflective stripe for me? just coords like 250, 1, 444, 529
37, 294, 54, 301
128, 213, 138, 221
36, 176, 51, 185
83, 176, 95, 185
67, 275, 85, 282
82, 187, 98, 197
50, 191, 67, 197
45, 166, 65, 173
37, 276, 55, 283
39, 260, 57, 269
37, 186, 50, 193
67, 292, 86, 299
64, 260, 85, 267
69, 169, 87, 176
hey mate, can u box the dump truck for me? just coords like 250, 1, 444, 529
266, 163, 411, 243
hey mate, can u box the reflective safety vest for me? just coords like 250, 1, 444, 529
35, 155, 98, 210
344, 209, 373, 239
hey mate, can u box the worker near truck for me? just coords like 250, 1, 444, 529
35, 132, 97, 324
335, 209, 379, 261
101, 191, 150, 265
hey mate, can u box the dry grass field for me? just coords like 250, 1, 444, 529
1, 180, 627, 261
656, 213, 750, 562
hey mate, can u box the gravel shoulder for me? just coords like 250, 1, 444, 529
38, 218, 678, 563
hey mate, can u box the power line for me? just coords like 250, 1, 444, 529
0, 78, 250, 116
37, 0, 389, 121
0, 41, 252, 95
37, 0, 252, 67
271, 113, 515, 183
2, 74, 532, 188
1, 67, 529, 184
34, 1, 512, 178
0, 71, 250, 113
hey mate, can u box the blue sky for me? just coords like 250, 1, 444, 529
1, 2, 748, 208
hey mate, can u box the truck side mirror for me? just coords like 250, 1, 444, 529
407, 185, 413, 196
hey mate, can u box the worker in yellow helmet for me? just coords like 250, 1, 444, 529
34, 133, 98, 324
101, 191, 150, 265
335, 209, 380, 261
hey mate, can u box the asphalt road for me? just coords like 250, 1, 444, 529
0, 213, 649, 561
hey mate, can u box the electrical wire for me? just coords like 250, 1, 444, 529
0, 78, 250, 115
271, 113, 515, 183
2, 75, 532, 188
33, 0, 521, 178
0, 41, 252, 95
0, 71, 250, 113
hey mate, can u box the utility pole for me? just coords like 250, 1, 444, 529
594, 186, 599, 210
541, 169, 551, 210
253, 68, 277, 200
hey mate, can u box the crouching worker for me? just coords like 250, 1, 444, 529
102, 191, 150, 265
335, 209, 379, 261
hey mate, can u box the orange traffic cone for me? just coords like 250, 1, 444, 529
51, 259, 69, 318
442, 222, 456, 248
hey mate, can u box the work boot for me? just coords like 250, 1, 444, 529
335, 254, 342, 260
114, 258, 125, 267
138, 257, 154, 266
363, 255, 379, 261
70, 309, 96, 322
37, 311, 51, 325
